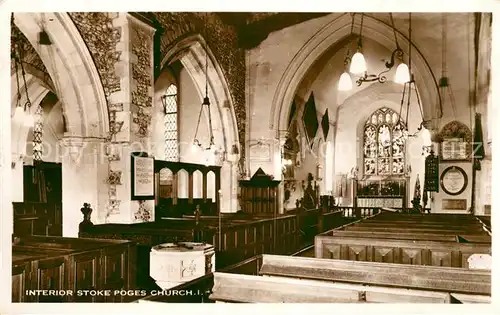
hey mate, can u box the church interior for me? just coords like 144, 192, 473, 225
6, 11, 494, 304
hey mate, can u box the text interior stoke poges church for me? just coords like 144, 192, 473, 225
9, 12, 492, 303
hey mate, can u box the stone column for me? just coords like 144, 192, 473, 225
102, 13, 157, 224
275, 133, 287, 215
220, 158, 239, 213
60, 137, 108, 237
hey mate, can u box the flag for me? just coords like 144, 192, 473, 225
414, 174, 421, 200
321, 109, 330, 139
473, 113, 485, 161
302, 93, 319, 147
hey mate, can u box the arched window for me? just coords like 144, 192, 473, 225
163, 84, 178, 161
363, 107, 406, 176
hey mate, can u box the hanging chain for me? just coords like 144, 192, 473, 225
390, 13, 400, 49
441, 13, 447, 79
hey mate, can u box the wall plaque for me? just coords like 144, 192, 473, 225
249, 140, 272, 162
440, 166, 468, 196
442, 199, 467, 210
131, 152, 155, 200
441, 138, 468, 161
424, 153, 439, 192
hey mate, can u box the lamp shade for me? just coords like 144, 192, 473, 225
349, 51, 367, 74
421, 127, 432, 146
394, 63, 410, 84
338, 72, 352, 91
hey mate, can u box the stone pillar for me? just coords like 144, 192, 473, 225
60, 137, 108, 237
276, 133, 287, 215
220, 158, 239, 213
102, 13, 156, 224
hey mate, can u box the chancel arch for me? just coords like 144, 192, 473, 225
272, 13, 440, 135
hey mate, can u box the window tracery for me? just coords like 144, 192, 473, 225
363, 107, 406, 176
163, 84, 178, 161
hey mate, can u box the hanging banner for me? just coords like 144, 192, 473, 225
424, 153, 439, 192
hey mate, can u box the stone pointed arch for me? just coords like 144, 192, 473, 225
271, 13, 440, 135
158, 34, 240, 213
13, 12, 109, 139
159, 34, 240, 158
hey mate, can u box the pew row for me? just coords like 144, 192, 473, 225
209, 272, 477, 303
258, 255, 490, 296
12, 235, 136, 303
322, 230, 491, 243
314, 235, 491, 268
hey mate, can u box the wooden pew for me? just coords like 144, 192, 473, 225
324, 230, 491, 243
12, 235, 136, 303
314, 235, 491, 268
258, 255, 491, 296
209, 272, 454, 303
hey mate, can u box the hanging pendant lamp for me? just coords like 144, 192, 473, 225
349, 51, 367, 75
338, 71, 353, 91
192, 13, 216, 159
394, 63, 410, 84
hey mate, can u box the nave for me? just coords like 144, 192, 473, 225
6, 10, 494, 305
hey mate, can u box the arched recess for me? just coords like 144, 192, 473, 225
13, 12, 109, 139
157, 34, 241, 213
158, 34, 240, 160
272, 13, 440, 135
11, 73, 51, 161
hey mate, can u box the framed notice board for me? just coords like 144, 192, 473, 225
131, 152, 155, 200
424, 153, 439, 192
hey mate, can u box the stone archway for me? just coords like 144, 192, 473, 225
158, 34, 240, 213
13, 12, 110, 236
271, 13, 440, 135
14, 12, 109, 139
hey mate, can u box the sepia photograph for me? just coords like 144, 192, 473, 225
0, 0, 498, 312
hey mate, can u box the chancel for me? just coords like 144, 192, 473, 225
8, 11, 493, 304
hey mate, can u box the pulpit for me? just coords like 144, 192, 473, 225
150, 242, 215, 290
239, 168, 280, 215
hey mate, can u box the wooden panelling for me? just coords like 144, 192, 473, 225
12, 236, 136, 303
13, 202, 62, 237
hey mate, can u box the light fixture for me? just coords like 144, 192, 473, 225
349, 14, 367, 75
396, 13, 431, 156
38, 30, 51, 45
354, 13, 405, 86
338, 72, 352, 91
12, 14, 34, 128
394, 63, 410, 84
192, 13, 216, 155
338, 14, 356, 91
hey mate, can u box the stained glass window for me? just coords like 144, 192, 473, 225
163, 84, 178, 161
363, 107, 406, 176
